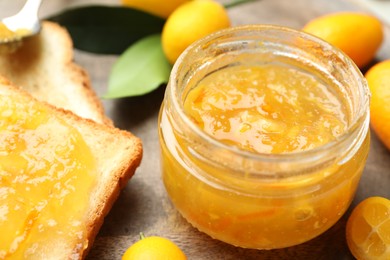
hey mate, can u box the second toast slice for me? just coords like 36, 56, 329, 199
0, 21, 110, 125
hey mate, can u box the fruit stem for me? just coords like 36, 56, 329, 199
139, 232, 145, 240
223, 0, 259, 9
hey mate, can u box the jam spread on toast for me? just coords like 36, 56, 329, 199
0, 94, 96, 258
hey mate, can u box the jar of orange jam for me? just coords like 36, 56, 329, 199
158, 25, 370, 249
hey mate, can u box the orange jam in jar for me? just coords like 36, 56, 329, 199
159, 25, 370, 249
0, 93, 96, 258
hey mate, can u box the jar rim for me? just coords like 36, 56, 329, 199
168, 24, 370, 165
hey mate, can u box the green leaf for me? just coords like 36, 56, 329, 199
47, 5, 165, 54
224, 0, 260, 8
104, 34, 171, 99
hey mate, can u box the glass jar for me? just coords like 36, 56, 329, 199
158, 25, 370, 249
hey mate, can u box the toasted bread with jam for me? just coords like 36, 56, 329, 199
0, 76, 142, 259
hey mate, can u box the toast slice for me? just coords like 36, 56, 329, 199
0, 77, 142, 259
0, 21, 111, 125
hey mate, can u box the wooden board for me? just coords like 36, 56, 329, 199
1, 0, 389, 259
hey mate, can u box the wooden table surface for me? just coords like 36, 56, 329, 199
1, 0, 389, 259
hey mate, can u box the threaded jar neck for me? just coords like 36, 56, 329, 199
165, 24, 370, 179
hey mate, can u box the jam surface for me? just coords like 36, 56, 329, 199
0, 94, 96, 258
184, 64, 349, 153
